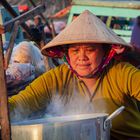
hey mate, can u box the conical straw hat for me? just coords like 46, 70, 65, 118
41, 10, 131, 56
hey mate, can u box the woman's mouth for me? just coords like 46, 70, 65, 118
77, 64, 91, 69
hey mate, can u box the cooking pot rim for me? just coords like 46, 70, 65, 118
11, 113, 108, 126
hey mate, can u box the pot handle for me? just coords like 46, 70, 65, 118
104, 106, 125, 130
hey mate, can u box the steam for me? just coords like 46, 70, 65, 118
10, 91, 107, 122
45, 93, 95, 117
10, 104, 32, 122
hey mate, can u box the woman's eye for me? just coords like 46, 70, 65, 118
87, 49, 93, 51
72, 49, 79, 54
86, 48, 95, 52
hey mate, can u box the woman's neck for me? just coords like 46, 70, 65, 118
79, 77, 98, 93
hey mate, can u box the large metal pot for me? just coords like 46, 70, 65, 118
11, 107, 124, 140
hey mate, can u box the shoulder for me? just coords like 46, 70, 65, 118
41, 64, 70, 79
109, 60, 138, 73
106, 60, 140, 81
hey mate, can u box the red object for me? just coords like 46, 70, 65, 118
18, 5, 29, 13
49, 6, 71, 19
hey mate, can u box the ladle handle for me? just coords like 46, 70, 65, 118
106, 106, 125, 122
104, 106, 125, 130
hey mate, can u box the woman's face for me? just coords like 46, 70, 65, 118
68, 43, 105, 77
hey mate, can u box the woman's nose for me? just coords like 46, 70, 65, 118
78, 49, 88, 60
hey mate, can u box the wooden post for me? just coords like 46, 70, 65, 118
4, 21, 19, 69
0, 35, 11, 139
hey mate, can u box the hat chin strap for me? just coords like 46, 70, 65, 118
65, 48, 117, 78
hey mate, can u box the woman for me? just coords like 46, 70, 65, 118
9, 10, 140, 140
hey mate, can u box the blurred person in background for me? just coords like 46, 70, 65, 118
34, 15, 45, 34
24, 16, 45, 46
131, 16, 140, 52
8, 10, 140, 140
6, 41, 46, 96
44, 21, 66, 43
129, 16, 140, 68
23, 19, 35, 39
